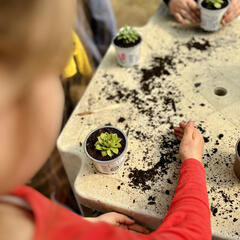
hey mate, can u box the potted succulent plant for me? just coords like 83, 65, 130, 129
84, 126, 128, 174
113, 25, 142, 67
199, 0, 230, 31
234, 139, 240, 180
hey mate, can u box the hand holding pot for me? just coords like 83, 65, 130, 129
169, 0, 200, 24
222, 0, 240, 25
174, 121, 204, 162
85, 212, 149, 234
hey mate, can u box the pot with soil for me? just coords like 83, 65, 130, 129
113, 25, 142, 67
84, 126, 128, 174
234, 139, 240, 180
199, 0, 230, 31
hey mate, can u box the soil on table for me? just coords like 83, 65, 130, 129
201, 0, 228, 10
114, 36, 141, 48
86, 127, 126, 161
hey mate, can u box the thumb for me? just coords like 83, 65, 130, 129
183, 121, 194, 139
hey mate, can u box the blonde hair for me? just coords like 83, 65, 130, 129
0, 0, 76, 106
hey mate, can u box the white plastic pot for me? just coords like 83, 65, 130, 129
234, 139, 240, 180
113, 37, 142, 68
84, 126, 128, 174
199, 0, 230, 31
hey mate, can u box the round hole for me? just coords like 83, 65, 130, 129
214, 87, 227, 96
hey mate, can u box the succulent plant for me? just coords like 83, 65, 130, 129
116, 26, 139, 44
206, 0, 224, 8
95, 132, 122, 157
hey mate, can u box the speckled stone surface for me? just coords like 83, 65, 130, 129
57, 4, 240, 239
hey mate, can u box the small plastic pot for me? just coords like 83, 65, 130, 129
84, 126, 128, 174
234, 139, 240, 180
113, 36, 142, 68
199, 0, 230, 32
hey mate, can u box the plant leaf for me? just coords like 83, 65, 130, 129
102, 150, 107, 157
107, 149, 113, 157
111, 148, 119, 154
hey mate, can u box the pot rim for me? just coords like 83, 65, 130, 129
113, 35, 142, 50
84, 126, 128, 164
236, 139, 240, 160
199, 0, 230, 11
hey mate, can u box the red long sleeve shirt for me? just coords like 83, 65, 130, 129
12, 158, 211, 240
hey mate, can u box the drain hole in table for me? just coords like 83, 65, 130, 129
214, 87, 227, 96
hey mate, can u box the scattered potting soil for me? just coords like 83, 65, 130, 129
218, 134, 224, 140
118, 117, 126, 123
140, 56, 175, 95
148, 196, 156, 205
86, 127, 126, 161
128, 131, 179, 192
201, 0, 228, 10
194, 82, 201, 88
113, 36, 141, 48
211, 205, 218, 216
97, 40, 240, 224
185, 38, 211, 51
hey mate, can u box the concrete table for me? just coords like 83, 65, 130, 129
57, 4, 240, 239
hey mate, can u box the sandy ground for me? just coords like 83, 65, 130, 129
110, 0, 162, 28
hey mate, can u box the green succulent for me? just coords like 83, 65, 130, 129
95, 132, 122, 157
116, 26, 139, 44
206, 0, 224, 8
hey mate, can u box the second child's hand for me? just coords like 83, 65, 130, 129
174, 121, 204, 163
85, 212, 149, 234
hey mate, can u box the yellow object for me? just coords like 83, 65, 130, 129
62, 32, 93, 79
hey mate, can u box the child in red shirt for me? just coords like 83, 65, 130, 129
0, 0, 211, 239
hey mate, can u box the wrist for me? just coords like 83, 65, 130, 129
84, 217, 99, 223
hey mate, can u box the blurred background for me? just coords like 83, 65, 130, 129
111, 0, 162, 28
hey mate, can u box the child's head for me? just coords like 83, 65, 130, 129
0, 0, 76, 194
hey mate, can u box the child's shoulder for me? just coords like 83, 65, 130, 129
0, 202, 34, 240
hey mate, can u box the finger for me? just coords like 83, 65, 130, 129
118, 224, 128, 229
177, 135, 183, 141
174, 127, 184, 134
174, 12, 186, 24
187, 0, 200, 21
174, 131, 184, 139
180, 9, 198, 24
223, 10, 240, 24
116, 214, 135, 225
182, 121, 194, 139
127, 223, 150, 234
179, 122, 187, 130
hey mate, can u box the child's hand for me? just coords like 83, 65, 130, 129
174, 121, 204, 162
85, 212, 149, 234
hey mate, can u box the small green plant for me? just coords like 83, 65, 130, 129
116, 26, 139, 44
95, 132, 122, 157
206, 0, 224, 8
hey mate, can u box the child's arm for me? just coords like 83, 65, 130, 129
151, 121, 211, 239
83, 121, 211, 240
151, 158, 211, 240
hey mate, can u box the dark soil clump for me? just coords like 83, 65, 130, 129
114, 36, 141, 48
128, 131, 179, 191
140, 56, 175, 95
86, 127, 126, 161
186, 38, 211, 51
